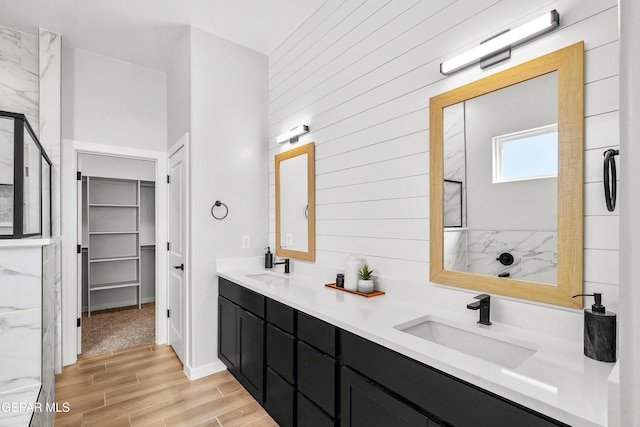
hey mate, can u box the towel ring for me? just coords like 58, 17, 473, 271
603, 149, 619, 212
304, 205, 308, 219
211, 200, 229, 220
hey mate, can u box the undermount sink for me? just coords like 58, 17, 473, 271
245, 272, 288, 285
394, 316, 539, 369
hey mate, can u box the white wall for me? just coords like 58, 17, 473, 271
619, 0, 640, 423
189, 27, 269, 372
269, 0, 620, 314
167, 30, 191, 147
62, 46, 167, 151
79, 153, 155, 181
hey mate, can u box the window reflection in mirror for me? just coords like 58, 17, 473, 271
493, 124, 558, 183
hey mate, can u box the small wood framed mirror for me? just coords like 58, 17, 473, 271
275, 142, 315, 262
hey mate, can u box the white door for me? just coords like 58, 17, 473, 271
168, 144, 187, 363
76, 171, 83, 354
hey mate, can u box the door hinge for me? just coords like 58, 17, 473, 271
77, 318, 81, 327
77, 171, 82, 181
167, 175, 170, 184
167, 309, 170, 318
167, 242, 170, 251
77, 244, 81, 254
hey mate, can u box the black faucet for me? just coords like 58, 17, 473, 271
467, 294, 492, 325
274, 258, 290, 274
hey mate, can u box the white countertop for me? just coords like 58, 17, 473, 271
217, 265, 615, 427
0, 236, 60, 248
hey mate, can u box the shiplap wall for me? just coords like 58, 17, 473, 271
268, 0, 620, 312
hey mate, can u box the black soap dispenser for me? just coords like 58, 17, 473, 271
265, 247, 273, 269
573, 293, 617, 362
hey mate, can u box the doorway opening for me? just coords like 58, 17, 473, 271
78, 154, 157, 357
60, 140, 168, 366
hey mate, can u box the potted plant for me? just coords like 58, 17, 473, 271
358, 264, 375, 294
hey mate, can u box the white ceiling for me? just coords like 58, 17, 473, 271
0, 0, 325, 71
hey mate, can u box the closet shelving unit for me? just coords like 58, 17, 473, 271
86, 177, 141, 316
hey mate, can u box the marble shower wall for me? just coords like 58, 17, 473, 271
0, 26, 40, 233
31, 243, 56, 427
0, 24, 62, 426
443, 229, 468, 272
0, 246, 42, 427
467, 230, 557, 284
444, 229, 557, 284
0, 26, 39, 132
38, 28, 62, 376
443, 102, 466, 228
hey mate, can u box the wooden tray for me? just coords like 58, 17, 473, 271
324, 283, 385, 298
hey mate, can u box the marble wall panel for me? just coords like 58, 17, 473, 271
467, 230, 557, 284
0, 384, 40, 427
0, 27, 38, 134
39, 29, 61, 238
0, 246, 42, 313
53, 243, 61, 374
443, 229, 468, 272
0, 309, 41, 394
443, 102, 466, 228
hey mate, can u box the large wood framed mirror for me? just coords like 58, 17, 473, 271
429, 42, 584, 308
275, 142, 315, 262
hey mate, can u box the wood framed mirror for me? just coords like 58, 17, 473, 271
275, 142, 315, 262
429, 42, 584, 308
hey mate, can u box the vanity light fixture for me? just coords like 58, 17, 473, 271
276, 125, 309, 144
440, 10, 560, 75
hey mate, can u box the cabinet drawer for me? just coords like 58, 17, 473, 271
267, 298, 295, 334
341, 331, 566, 427
219, 277, 265, 318
297, 311, 336, 356
266, 323, 295, 384
298, 392, 334, 427
341, 367, 432, 427
265, 368, 295, 427
297, 341, 336, 416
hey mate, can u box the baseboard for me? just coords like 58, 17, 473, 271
82, 297, 156, 313
184, 359, 227, 380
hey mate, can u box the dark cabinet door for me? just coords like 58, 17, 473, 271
298, 392, 335, 427
265, 368, 295, 427
218, 296, 238, 370
297, 341, 336, 417
238, 308, 265, 403
266, 323, 296, 384
341, 367, 432, 427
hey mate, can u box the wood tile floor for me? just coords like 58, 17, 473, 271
55, 344, 278, 427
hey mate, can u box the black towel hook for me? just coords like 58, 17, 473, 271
211, 200, 229, 220
603, 149, 619, 212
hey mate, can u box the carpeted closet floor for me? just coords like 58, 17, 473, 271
80, 302, 155, 358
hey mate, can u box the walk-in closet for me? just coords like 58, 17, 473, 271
79, 154, 157, 357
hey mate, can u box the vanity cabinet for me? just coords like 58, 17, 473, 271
341, 331, 568, 427
218, 277, 567, 427
218, 277, 265, 403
